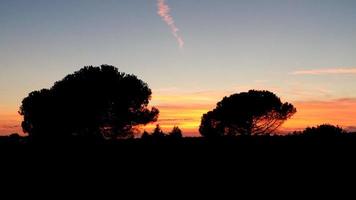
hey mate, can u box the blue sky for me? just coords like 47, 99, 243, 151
1, 0, 356, 134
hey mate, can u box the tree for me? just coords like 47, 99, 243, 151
151, 124, 165, 138
19, 65, 159, 140
141, 130, 150, 139
169, 126, 183, 139
302, 124, 346, 137
199, 90, 296, 137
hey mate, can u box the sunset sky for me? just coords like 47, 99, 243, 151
1, 0, 356, 136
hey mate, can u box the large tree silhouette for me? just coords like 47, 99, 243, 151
199, 90, 296, 137
19, 65, 159, 140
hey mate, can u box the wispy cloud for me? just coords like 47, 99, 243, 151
292, 67, 356, 75
157, 0, 184, 48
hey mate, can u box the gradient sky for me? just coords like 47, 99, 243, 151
1, 0, 356, 136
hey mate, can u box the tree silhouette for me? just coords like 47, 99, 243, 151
19, 65, 159, 140
141, 130, 150, 139
302, 124, 346, 137
152, 124, 165, 138
169, 126, 183, 139
199, 90, 296, 137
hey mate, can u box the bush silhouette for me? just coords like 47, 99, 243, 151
141, 130, 150, 139
19, 65, 159, 140
151, 124, 166, 138
169, 126, 183, 139
302, 124, 346, 137
199, 90, 296, 137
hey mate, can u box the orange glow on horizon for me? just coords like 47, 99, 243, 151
144, 105, 212, 136
0, 113, 23, 135
282, 98, 356, 132
1, 95, 356, 136
146, 94, 356, 136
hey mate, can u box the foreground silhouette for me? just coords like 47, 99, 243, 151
200, 90, 296, 137
141, 125, 183, 140
1, 125, 355, 146
13, 64, 355, 147
19, 65, 159, 140
301, 124, 345, 137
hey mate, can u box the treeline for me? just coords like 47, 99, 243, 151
7, 64, 354, 143
1, 126, 356, 145
141, 125, 183, 139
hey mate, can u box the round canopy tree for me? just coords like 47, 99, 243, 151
20, 65, 159, 139
302, 124, 345, 137
199, 90, 296, 137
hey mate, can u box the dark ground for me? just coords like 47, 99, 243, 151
2, 134, 356, 157
1, 134, 356, 196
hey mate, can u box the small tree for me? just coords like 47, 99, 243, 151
152, 124, 165, 138
169, 126, 183, 139
302, 124, 346, 137
141, 130, 150, 139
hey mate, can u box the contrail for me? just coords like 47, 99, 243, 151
157, 0, 184, 49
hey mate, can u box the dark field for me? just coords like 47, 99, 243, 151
2, 134, 356, 185
2, 134, 356, 154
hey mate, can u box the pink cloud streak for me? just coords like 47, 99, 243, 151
157, 0, 184, 48
293, 67, 356, 75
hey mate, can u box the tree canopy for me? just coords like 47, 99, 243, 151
169, 126, 183, 138
19, 65, 159, 140
302, 124, 345, 137
199, 90, 296, 137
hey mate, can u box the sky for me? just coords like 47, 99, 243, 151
1, 0, 356, 136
